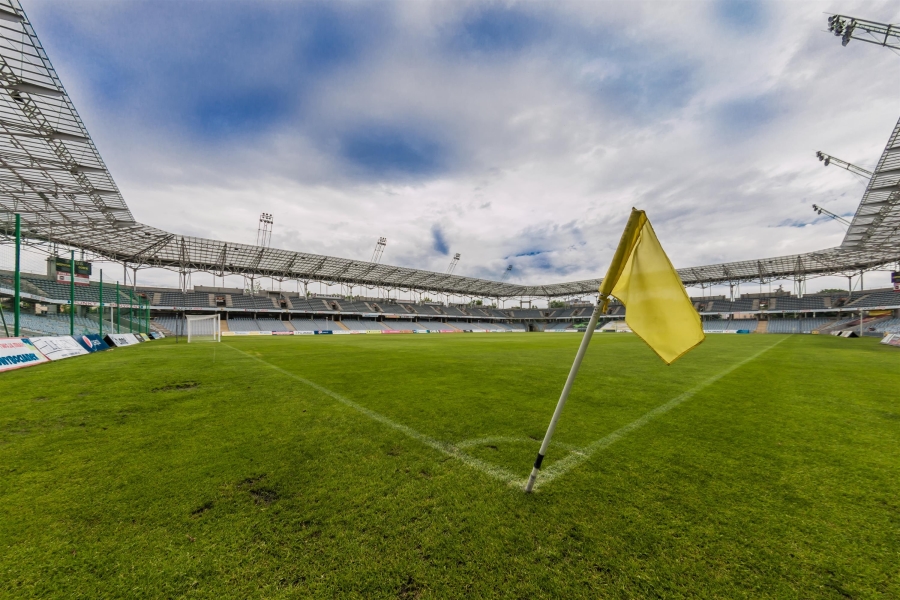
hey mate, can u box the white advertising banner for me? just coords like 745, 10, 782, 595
880, 333, 900, 347
105, 333, 141, 347
56, 271, 90, 286
29, 336, 89, 361
0, 338, 49, 372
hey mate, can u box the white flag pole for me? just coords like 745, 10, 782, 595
525, 300, 604, 493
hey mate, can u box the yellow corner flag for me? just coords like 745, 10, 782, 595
524, 208, 703, 492
599, 208, 704, 365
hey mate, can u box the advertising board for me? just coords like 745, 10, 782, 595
74, 334, 110, 353
105, 333, 141, 347
56, 271, 91, 286
0, 338, 49, 372
880, 333, 900, 347
293, 331, 314, 335
29, 336, 89, 360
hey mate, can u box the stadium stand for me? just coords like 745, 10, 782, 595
290, 319, 340, 331
401, 304, 441, 316
338, 302, 375, 313
846, 289, 900, 308
507, 309, 543, 318
227, 318, 261, 332
17, 313, 139, 336
340, 319, 385, 331
154, 316, 185, 335
731, 319, 758, 332
872, 318, 900, 333
229, 295, 279, 310
702, 320, 729, 331
766, 318, 833, 334
256, 318, 290, 332
383, 321, 426, 331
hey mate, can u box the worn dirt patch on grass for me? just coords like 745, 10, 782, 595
151, 381, 199, 392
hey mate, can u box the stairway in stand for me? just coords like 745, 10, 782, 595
754, 320, 767, 334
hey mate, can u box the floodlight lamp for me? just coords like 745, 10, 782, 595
816, 151, 824, 161
824, 157, 830, 166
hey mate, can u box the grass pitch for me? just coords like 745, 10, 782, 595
1, 333, 898, 598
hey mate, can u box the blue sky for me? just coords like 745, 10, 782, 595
22, 0, 900, 294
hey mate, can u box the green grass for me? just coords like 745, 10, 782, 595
1, 333, 898, 598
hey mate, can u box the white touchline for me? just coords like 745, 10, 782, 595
225, 336, 787, 491
533, 336, 789, 490
225, 345, 524, 487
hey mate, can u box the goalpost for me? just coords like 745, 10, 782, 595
186, 314, 221, 343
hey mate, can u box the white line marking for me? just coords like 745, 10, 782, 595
225, 345, 524, 487
456, 436, 583, 453
225, 336, 786, 491
533, 336, 788, 490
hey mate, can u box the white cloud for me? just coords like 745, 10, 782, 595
22, 0, 900, 296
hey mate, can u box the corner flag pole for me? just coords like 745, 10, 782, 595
524, 302, 604, 493
524, 209, 645, 493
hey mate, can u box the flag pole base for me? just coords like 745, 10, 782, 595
524, 452, 544, 492
524, 468, 539, 493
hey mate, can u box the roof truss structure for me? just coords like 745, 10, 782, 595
0, 0, 898, 298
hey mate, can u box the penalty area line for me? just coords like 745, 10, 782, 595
534, 336, 790, 490
224, 344, 525, 488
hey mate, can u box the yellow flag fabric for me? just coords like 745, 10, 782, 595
600, 209, 704, 365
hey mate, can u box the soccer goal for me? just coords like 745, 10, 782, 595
186, 314, 221, 343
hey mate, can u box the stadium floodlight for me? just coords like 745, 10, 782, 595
825, 14, 900, 50
186, 314, 221, 343
371, 237, 387, 263
447, 253, 460, 274
812, 204, 851, 227
256, 213, 273, 248
815, 151, 873, 179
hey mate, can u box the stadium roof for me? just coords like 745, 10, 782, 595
0, 0, 898, 298
843, 118, 900, 251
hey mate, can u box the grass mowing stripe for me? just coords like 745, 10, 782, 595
224, 343, 526, 487
534, 335, 789, 490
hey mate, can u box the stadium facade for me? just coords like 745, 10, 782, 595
0, 0, 898, 337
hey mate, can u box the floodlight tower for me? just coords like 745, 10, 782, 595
825, 14, 900, 50
447, 253, 460, 274
371, 237, 387, 263
500, 264, 513, 281
815, 151, 873, 179
256, 212, 273, 247
812, 204, 851, 227
247, 212, 272, 295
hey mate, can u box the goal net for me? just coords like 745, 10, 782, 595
187, 314, 221, 343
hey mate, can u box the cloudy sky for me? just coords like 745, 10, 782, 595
19, 0, 900, 295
